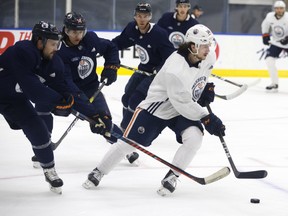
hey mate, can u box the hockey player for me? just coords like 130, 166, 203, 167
82, 24, 226, 196
82, 2, 175, 189
157, 0, 199, 49
0, 21, 73, 194
261, 0, 288, 91
32, 12, 139, 165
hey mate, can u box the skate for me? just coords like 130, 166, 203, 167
266, 84, 278, 92
157, 170, 179, 196
82, 168, 104, 189
43, 167, 63, 194
31, 155, 41, 169
126, 152, 140, 165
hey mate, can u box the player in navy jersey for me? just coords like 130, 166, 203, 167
32, 12, 138, 165
157, 0, 199, 49
0, 21, 73, 194
81, 24, 226, 195
81, 2, 175, 190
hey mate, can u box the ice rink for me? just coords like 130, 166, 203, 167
0, 76, 287, 216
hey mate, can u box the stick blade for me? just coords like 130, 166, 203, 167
236, 170, 268, 179
204, 167, 231, 184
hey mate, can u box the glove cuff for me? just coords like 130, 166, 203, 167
104, 65, 119, 71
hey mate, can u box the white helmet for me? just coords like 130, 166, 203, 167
185, 24, 214, 46
274, 1, 286, 8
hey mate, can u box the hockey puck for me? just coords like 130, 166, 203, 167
250, 198, 260, 204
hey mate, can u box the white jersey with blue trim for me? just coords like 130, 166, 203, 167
261, 11, 288, 49
138, 50, 216, 121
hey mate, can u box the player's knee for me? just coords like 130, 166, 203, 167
128, 91, 146, 111
181, 126, 203, 150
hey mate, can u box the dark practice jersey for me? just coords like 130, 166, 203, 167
157, 12, 199, 48
0, 40, 68, 109
57, 31, 120, 93
112, 21, 175, 73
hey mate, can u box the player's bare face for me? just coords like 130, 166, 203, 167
275, 7, 285, 18
65, 29, 85, 45
134, 13, 151, 32
42, 39, 59, 60
196, 44, 210, 60
176, 4, 190, 20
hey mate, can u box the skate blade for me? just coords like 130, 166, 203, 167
49, 186, 62, 194
82, 179, 97, 189
33, 162, 41, 169
266, 89, 278, 93
129, 159, 140, 167
157, 186, 172, 197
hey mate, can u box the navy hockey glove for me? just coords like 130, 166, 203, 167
201, 113, 225, 137
52, 93, 74, 117
262, 34, 270, 45
101, 65, 119, 86
197, 82, 215, 107
280, 36, 288, 45
90, 113, 112, 136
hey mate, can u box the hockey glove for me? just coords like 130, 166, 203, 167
197, 82, 215, 107
280, 36, 288, 45
262, 34, 270, 45
52, 93, 74, 117
201, 113, 225, 137
90, 113, 112, 136
101, 65, 119, 86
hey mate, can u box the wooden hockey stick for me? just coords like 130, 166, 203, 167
206, 104, 268, 179
72, 110, 231, 185
52, 79, 107, 150
120, 64, 246, 100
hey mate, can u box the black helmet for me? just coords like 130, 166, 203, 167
134, 3, 152, 15
64, 12, 86, 30
32, 21, 60, 41
176, 0, 190, 3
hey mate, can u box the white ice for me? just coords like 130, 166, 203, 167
0, 76, 287, 216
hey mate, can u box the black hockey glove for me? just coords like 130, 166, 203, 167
201, 113, 225, 137
90, 113, 112, 136
262, 34, 270, 45
197, 82, 215, 107
280, 36, 288, 45
52, 93, 74, 117
101, 65, 119, 86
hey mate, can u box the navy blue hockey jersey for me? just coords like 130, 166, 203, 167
57, 31, 120, 93
157, 12, 199, 48
112, 21, 175, 73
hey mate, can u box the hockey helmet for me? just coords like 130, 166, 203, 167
274, 1, 286, 8
134, 3, 152, 15
185, 24, 214, 46
32, 21, 60, 41
176, 0, 190, 5
64, 12, 86, 30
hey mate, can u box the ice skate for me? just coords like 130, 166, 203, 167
82, 168, 104, 189
31, 155, 41, 169
43, 167, 63, 194
126, 152, 140, 166
157, 170, 179, 196
266, 84, 278, 92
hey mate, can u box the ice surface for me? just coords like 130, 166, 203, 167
0, 76, 287, 216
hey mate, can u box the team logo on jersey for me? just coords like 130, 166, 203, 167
135, 44, 149, 64
77, 56, 94, 79
191, 76, 207, 100
273, 25, 285, 38
169, 31, 185, 48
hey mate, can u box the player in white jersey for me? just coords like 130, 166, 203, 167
82, 24, 225, 196
261, 0, 288, 91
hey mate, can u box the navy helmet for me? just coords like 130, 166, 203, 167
32, 21, 60, 41
134, 3, 152, 15
176, 0, 190, 6
64, 12, 86, 30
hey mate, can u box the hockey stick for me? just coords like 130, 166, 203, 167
206, 104, 268, 179
72, 110, 231, 185
52, 79, 107, 150
120, 64, 245, 100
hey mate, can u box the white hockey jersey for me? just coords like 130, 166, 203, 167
261, 11, 288, 49
138, 50, 216, 121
